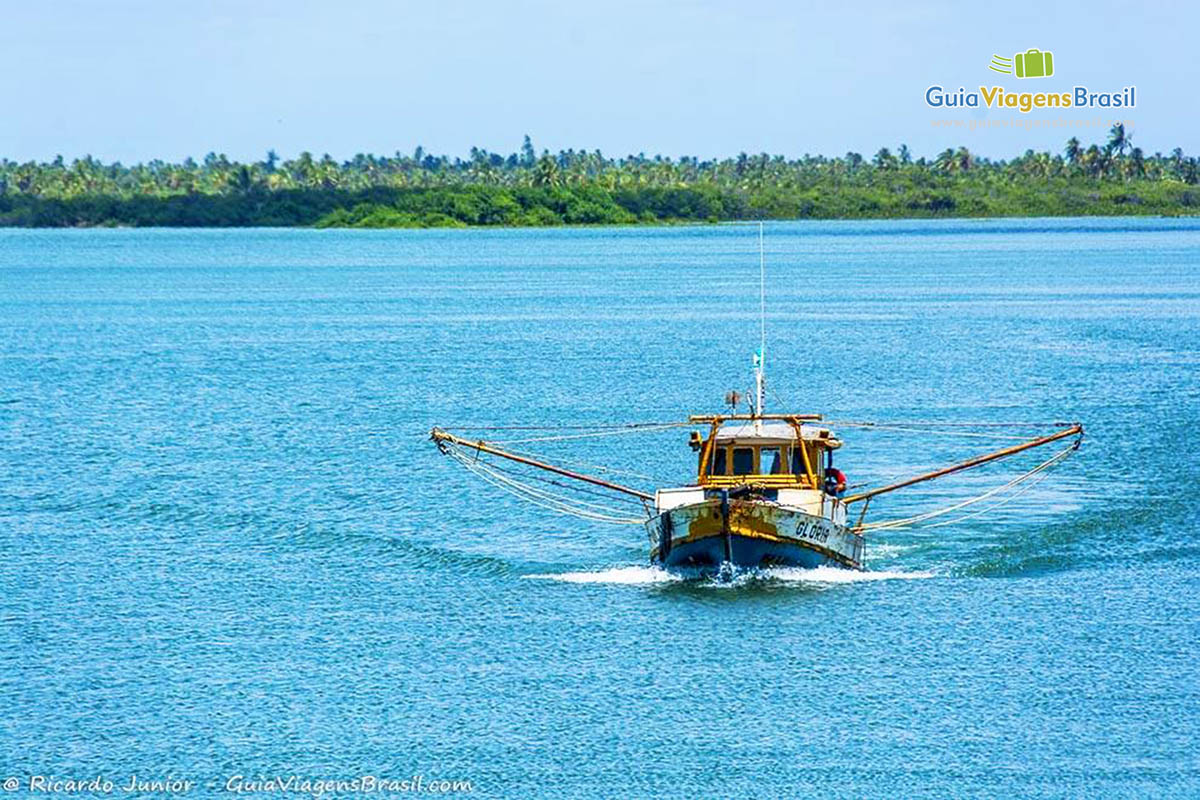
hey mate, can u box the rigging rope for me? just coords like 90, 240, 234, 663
460, 441, 659, 482
917, 459, 1059, 529
439, 421, 686, 432
485, 421, 690, 445
473, 451, 648, 507
443, 442, 648, 525
446, 446, 634, 512
447, 450, 645, 525
826, 419, 1076, 431
856, 441, 1077, 532
828, 422, 1034, 441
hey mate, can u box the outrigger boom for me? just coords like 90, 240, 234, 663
688, 414, 823, 422
429, 427, 654, 501
843, 423, 1084, 505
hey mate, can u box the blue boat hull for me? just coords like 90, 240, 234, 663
657, 532, 837, 571
646, 499, 864, 574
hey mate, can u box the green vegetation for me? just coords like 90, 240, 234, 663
1, 128, 1196, 227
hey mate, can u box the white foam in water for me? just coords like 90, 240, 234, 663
860, 542, 921, 560
524, 564, 933, 585
767, 565, 935, 583
523, 566, 684, 584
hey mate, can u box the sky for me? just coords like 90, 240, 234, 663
1, 0, 1195, 164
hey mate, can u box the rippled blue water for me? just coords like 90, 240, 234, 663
1, 219, 1198, 798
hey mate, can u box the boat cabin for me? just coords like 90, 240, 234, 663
652, 415, 849, 521
695, 419, 841, 490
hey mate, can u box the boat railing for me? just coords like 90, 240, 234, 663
702, 474, 814, 489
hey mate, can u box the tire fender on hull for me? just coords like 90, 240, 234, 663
719, 489, 732, 563
660, 511, 673, 559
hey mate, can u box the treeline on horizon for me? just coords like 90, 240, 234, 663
1, 127, 1197, 228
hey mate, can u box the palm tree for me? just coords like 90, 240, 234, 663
292, 151, 316, 187
1065, 137, 1082, 167
1025, 152, 1053, 178
1127, 147, 1145, 180
1169, 148, 1186, 180
1107, 124, 1130, 159
233, 165, 253, 193
955, 147, 973, 172
533, 154, 560, 188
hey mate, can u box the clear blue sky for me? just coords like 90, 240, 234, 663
2, 0, 1194, 164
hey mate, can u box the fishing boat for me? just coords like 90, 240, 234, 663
430, 226, 1084, 575
431, 403, 1082, 575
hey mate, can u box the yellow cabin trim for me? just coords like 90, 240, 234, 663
697, 442, 827, 489
704, 474, 809, 488
691, 416, 840, 491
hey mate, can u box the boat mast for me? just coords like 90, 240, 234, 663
754, 221, 765, 433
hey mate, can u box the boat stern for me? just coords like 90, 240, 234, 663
647, 492, 864, 571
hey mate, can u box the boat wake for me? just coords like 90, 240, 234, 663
523, 566, 684, 585
523, 564, 934, 586
767, 565, 935, 583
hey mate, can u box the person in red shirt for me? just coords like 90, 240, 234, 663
824, 465, 847, 499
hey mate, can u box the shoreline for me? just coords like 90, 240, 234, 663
1, 209, 1197, 231
1, 212, 1198, 233
4, 136, 1197, 229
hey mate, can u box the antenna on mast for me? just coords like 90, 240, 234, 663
754, 221, 765, 431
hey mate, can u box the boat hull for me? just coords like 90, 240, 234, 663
646, 498, 864, 572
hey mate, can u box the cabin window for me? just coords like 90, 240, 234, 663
760, 447, 784, 474
790, 447, 806, 476
711, 447, 727, 476
732, 447, 754, 475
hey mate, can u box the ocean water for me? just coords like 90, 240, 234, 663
1, 219, 1198, 798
